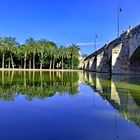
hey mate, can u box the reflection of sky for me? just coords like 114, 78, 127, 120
0, 0, 140, 54
0, 83, 140, 140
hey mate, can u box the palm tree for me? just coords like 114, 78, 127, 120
59, 46, 69, 69
15, 46, 22, 68
48, 47, 55, 70
4, 37, 18, 69
47, 41, 57, 70
52, 47, 57, 70
0, 37, 81, 70
38, 39, 48, 69
9, 38, 16, 69
0, 38, 7, 69
26, 38, 37, 69
69, 44, 80, 70
20, 44, 28, 69
49, 47, 53, 70
28, 45, 32, 69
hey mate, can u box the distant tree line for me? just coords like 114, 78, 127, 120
0, 37, 80, 69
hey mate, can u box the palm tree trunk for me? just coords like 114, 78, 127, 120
2, 53, 4, 69
40, 53, 43, 69
71, 55, 73, 70
40, 61, 42, 69
11, 54, 14, 69
24, 52, 27, 69
62, 55, 63, 70
20, 59, 22, 68
53, 57, 55, 70
8, 60, 10, 69
50, 56, 52, 70
33, 53, 35, 69
29, 56, 31, 69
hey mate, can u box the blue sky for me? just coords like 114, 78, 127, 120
0, 0, 140, 54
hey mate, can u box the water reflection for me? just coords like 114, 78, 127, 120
0, 71, 140, 140
0, 71, 80, 101
84, 72, 140, 129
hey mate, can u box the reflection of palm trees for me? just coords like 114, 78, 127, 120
8, 71, 10, 81
40, 71, 43, 88
33, 71, 35, 87
29, 71, 31, 82
24, 71, 26, 87
0, 71, 80, 101
10, 71, 14, 86
2, 71, 4, 87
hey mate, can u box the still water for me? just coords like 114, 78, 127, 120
0, 71, 140, 140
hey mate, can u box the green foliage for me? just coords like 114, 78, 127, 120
0, 37, 81, 69
72, 58, 80, 69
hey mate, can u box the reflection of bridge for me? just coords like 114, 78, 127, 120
83, 72, 140, 127
83, 25, 140, 74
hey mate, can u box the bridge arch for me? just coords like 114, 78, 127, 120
129, 32, 140, 59
129, 46, 140, 73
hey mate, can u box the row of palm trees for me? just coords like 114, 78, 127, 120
0, 37, 80, 69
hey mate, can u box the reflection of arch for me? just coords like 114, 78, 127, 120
129, 46, 140, 73
108, 56, 112, 74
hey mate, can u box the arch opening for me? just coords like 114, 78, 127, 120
130, 46, 140, 73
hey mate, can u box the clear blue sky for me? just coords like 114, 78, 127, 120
0, 0, 140, 54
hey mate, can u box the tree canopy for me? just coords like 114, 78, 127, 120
0, 37, 81, 70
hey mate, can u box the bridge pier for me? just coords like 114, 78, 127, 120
90, 56, 96, 71
83, 60, 88, 70
96, 52, 104, 72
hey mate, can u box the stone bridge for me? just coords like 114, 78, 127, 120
83, 24, 140, 74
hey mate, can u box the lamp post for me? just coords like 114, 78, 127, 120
94, 34, 98, 51
117, 5, 122, 37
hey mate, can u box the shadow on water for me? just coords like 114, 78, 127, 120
83, 71, 140, 128
0, 71, 80, 101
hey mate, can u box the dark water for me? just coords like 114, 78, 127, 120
0, 71, 140, 140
